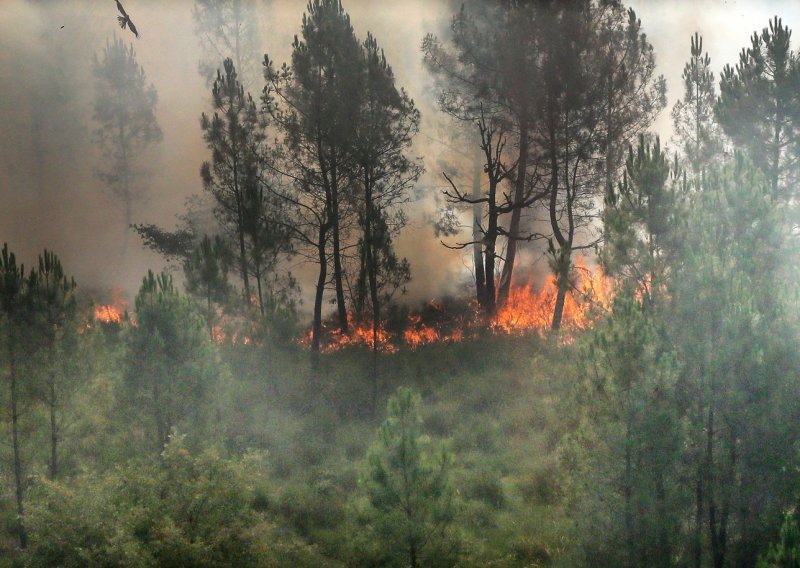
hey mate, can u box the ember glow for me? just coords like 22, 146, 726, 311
306, 256, 614, 353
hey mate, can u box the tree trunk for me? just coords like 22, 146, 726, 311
471, 143, 486, 306
254, 256, 265, 317
311, 223, 329, 366
707, 406, 724, 568
655, 467, 669, 567
9, 332, 27, 549
49, 374, 58, 480
231, 153, 251, 306
624, 419, 634, 568
330, 163, 348, 333
551, 247, 571, 331
497, 119, 529, 305
694, 446, 704, 568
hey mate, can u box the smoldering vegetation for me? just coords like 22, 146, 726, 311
2, 0, 800, 567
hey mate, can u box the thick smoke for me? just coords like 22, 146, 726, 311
2, 0, 797, 312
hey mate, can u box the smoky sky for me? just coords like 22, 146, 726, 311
0, 0, 798, 311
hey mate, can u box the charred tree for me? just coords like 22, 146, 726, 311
442, 106, 543, 316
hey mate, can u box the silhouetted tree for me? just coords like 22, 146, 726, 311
351, 32, 421, 348
201, 58, 263, 307
92, 35, 162, 253
264, 0, 363, 352
423, 1, 541, 307
441, 105, 544, 316
535, 4, 664, 330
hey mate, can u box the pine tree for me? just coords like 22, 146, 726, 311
125, 271, 222, 452
264, 0, 364, 352
672, 33, 723, 180
201, 58, 265, 308
537, 4, 665, 331
351, 32, 421, 346
602, 136, 683, 306
717, 17, 800, 201
29, 250, 77, 480
184, 235, 232, 339
92, 35, 162, 252
365, 387, 457, 567
0, 244, 30, 548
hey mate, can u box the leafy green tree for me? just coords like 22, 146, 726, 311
668, 157, 799, 567
365, 387, 458, 567
566, 292, 681, 567
758, 512, 800, 568
124, 271, 223, 452
24, 435, 323, 567
717, 17, 800, 200
92, 35, 162, 252
184, 235, 232, 339
602, 136, 683, 306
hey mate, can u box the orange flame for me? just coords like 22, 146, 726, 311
306, 256, 614, 352
94, 304, 124, 324
492, 257, 613, 335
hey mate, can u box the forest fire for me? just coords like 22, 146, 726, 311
94, 303, 125, 324
492, 258, 614, 335
87, 289, 130, 328
308, 257, 614, 353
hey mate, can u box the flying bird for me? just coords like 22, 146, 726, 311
115, 0, 139, 38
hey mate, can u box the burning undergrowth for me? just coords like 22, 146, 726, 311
306, 257, 614, 353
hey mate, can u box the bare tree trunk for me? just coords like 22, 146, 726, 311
311, 223, 329, 367
254, 255, 265, 317
624, 419, 634, 567
655, 467, 670, 567
497, 120, 528, 305
330, 163, 349, 332
49, 374, 58, 480
707, 406, 724, 568
694, 444, 704, 568
551, 247, 570, 331
471, 143, 486, 306
9, 332, 27, 549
